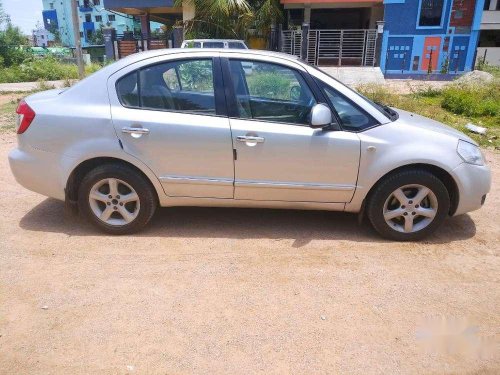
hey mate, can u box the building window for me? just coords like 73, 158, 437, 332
95, 15, 102, 22
85, 14, 91, 22
484, 0, 491, 10
108, 15, 116, 22
94, 0, 100, 5
419, 0, 445, 27
49, 2, 54, 9
497, 2, 500, 10
80, 31, 84, 37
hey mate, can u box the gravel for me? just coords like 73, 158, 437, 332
0, 132, 499, 374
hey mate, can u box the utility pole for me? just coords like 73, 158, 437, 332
71, 0, 85, 79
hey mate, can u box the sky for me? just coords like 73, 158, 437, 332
3, 0, 43, 33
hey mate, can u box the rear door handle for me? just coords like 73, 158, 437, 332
236, 136, 265, 143
122, 127, 150, 135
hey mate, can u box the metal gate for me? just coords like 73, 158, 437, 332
281, 30, 302, 57
282, 29, 377, 67
114, 35, 169, 59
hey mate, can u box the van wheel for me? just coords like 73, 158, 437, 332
366, 169, 450, 241
78, 163, 157, 234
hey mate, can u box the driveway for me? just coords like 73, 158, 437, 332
0, 132, 499, 374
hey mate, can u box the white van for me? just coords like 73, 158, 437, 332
181, 39, 248, 49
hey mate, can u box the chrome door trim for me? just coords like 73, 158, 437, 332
122, 127, 150, 134
160, 175, 234, 186
236, 136, 265, 143
235, 180, 356, 191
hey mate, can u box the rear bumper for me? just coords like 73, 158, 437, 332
8, 146, 66, 201
452, 162, 491, 216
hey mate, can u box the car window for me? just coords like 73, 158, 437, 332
162, 68, 180, 90
229, 59, 317, 125
227, 42, 246, 49
177, 60, 214, 92
117, 59, 216, 114
183, 41, 201, 48
321, 85, 378, 131
116, 72, 139, 108
203, 42, 224, 48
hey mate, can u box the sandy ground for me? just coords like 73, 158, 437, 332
0, 131, 499, 374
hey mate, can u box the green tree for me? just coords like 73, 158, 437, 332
0, 0, 10, 27
88, 24, 105, 45
176, 0, 282, 39
0, 5, 29, 68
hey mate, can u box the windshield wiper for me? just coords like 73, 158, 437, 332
375, 102, 399, 121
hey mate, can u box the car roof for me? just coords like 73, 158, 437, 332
183, 39, 246, 43
116, 48, 300, 66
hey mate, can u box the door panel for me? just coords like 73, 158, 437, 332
110, 57, 234, 199
113, 108, 234, 198
231, 119, 361, 202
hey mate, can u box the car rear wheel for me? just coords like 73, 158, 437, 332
78, 164, 157, 234
366, 169, 450, 241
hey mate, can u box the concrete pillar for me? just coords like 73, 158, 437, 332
375, 21, 385, 67
304, 6, 311, 24
277, 24, 283, 51
183, 0, 195, 21
173, 26, 184, 48
103, 27, 116, 61
140, 14, 151, 38
301, 23, 309, 61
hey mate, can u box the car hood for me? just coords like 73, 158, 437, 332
392, 108, 477, 145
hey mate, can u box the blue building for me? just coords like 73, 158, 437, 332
41, 0, 138, 48
381, 0, 485, 77
280, 0, 487, 77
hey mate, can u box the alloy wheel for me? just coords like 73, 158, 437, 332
383, 184, 438, 233
88, 178, 140, 226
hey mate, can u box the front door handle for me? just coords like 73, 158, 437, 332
122, 126, 150, 138
236, 135, 265, 144
122, 127, 150, 135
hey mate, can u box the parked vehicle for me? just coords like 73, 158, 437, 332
181, 39, 248, 49
9, 49, 491, 240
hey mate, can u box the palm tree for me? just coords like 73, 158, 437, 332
176, 0, 282, 40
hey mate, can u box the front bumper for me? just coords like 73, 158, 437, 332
452, 162, 491, 216
8, 146, 66, 201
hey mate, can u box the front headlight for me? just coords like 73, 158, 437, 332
457, 140, 484, 166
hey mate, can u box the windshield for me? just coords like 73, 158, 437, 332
305, 61, 398, 122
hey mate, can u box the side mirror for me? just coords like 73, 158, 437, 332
309, 103, 333, 129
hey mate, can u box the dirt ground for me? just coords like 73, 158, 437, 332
0, 129, 499, 374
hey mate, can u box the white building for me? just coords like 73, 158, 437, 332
32, 27, 53, 47
478, 0, 500, 65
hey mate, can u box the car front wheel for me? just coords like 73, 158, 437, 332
366, 169, 450, 241
78, 164, 157, 234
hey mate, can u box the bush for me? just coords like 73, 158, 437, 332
0, 56, 103, 83
441, 81, 500, 117
246, 71, 293, 100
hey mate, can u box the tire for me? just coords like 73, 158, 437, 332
78, 163, 157, 234
366, 169, 450, 241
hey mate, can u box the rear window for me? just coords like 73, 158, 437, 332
227, 42, 246, 49
116, 72, 139, 107
203, 42, 224, 48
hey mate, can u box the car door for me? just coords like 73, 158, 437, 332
222, 56, 361, 203
108, 54, 234, 199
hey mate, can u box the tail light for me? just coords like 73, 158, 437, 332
16, 100, 36, 134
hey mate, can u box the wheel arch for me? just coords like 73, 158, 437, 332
364, 163, 459, 216
65, 157, 161, 206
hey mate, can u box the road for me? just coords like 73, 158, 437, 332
0, 132, 499, 374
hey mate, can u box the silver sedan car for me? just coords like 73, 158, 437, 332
8, 49, 491, 240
